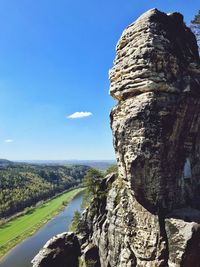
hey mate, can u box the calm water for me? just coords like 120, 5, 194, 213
0, 193, 83, 267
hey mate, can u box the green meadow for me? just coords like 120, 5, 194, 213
0, 187, 84, 259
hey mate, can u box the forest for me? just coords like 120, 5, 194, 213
0, 162, 89, 218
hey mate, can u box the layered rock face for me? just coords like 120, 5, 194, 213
32, 9, 200, 267
80, 9, 200, 267
110, 8, 200, 213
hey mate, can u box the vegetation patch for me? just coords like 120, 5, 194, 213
69, 210, 81, 232
0, 163, 89, 218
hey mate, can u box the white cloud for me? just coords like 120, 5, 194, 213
4, 139, 14, 143
67, 111, 93, 119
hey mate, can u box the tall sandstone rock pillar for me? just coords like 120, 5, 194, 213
109, 8, 200, 267
31, 9, 200, 267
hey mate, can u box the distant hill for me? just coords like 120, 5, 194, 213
0, 163, 89, 218
64, 160, 117, 170
16, 160, 116, 171
0, 159, 13, 168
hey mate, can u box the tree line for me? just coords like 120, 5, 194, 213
0, 163, 89, 218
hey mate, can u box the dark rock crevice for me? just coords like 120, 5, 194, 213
181, 225, 200, 267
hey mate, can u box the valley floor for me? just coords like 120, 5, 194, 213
0, 187, 84, 259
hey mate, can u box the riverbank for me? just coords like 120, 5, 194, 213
0, 187, 84, 259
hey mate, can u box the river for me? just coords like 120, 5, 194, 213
0, 193, 83, 267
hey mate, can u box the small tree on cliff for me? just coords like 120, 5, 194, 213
69, 211, 81, 232
82, 168, 103, 207
191, 10, 200, 51
83, 168, 103, 196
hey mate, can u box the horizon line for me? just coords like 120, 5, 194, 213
6, 159, 116, 162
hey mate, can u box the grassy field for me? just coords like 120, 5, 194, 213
0, 187, 84, 259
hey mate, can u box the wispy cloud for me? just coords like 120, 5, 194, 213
67, 111, 93, 119
4, 139, 14, 143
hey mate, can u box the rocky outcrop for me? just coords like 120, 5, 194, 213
110, 8, 200, 213
110, 9, 200, 100
31, 232, 80, 267
78, 8, 200, 267
32, 8, 200, 267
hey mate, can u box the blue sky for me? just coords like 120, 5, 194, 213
0, 0, 199, 160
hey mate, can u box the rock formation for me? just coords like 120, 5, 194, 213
31, 232, 80, 267
32, 8, 200, 267
110, 8, 200, 214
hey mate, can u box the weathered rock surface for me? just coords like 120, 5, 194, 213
32, 8, 200, 267
78, 8, 200, 267
110, 9, 200, 100
31, 232, 80, 267
110, 8, 200, 213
